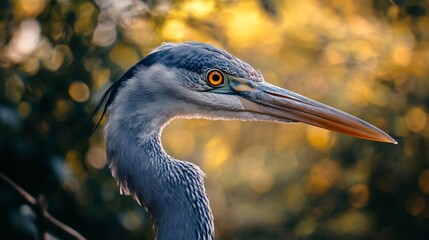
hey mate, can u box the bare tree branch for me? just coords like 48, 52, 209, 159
0, 172, 86, 240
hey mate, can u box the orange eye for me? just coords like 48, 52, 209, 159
207, 70, 224, 87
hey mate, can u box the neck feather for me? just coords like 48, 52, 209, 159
104, 76, 214, 240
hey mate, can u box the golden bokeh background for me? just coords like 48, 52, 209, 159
1, 0, 429, 239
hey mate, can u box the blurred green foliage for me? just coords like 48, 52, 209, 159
1, 0, 429, 239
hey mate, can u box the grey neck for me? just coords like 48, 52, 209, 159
104, 77, 214, 240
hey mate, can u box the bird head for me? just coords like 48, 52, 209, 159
93, 42, 396, 144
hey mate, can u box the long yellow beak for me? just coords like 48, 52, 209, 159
231, 79, 396, 144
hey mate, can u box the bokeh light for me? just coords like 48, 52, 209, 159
406, 107, 427, 133
348, 184, 370, 208
5, 19, 41, 62
68, 81, 90, 102
85, 146, 107, 170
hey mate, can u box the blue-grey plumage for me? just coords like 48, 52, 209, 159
93, 42, 396, 240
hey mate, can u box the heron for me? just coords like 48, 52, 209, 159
91, 42, 396, 240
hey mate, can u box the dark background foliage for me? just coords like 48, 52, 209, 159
1, 0, 429, 239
